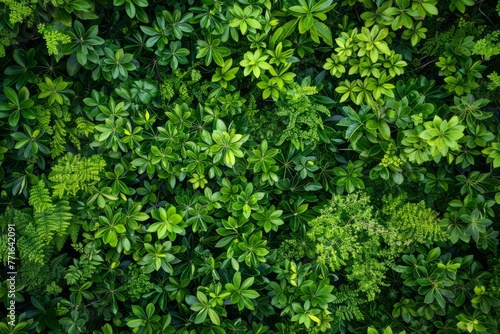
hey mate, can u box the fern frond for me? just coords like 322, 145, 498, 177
332, 286, 360, 304
65, 255, 102, 285
74, 117, 95, 136
33, 200, 72, 244
51, 118, 67, 158
0, 234, 8, 265
12, 208, 34, 229
67, 220, 82, 244
49, 153, 106, 197
332, 286, 365, 321
54, 234, 67, 252
0, 206, 15, 231
382, 193, 445, 249
19, 252, 69, 297
18, 224, 46, 265
487, 71, 500, 90
334, 304, 364, 321
29, 181, 54, 212
34, 104, 53, 134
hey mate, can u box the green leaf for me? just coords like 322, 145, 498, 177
313, 21, 333, 46
300, 14, 314, 33
427, 247, 441, 261
127, 319, 145, 328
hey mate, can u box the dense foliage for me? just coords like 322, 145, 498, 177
1, 0, 500, 333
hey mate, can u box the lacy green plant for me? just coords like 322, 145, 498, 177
382, 193, 446, 248
272, 80, 329, 150
49, 153, 106, 198
0, 196, 72, 298
307, 193, 389, 301
37, 23, 72, 56
473, 30, 500, 61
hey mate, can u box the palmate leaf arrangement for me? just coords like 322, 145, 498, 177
1, 0, 500, 333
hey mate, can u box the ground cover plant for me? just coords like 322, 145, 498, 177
1, 0, 500, 333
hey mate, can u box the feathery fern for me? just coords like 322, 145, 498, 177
248, 79, 330, 150
331, 286, 365, 322
65, 251, 104, 285
19, 253, 69, 297
473, 30, 500, 61
32, 103, 94, 157
49, 153, 106, 198
29, 180, 54, 212
382, 193, 447, 250
487, 71, 500, 90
